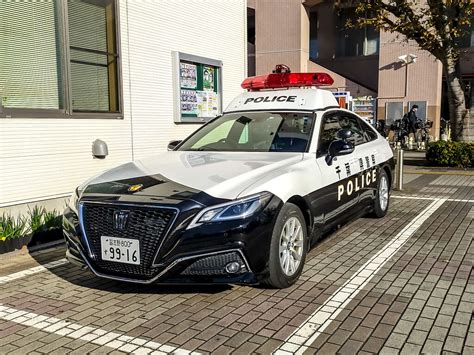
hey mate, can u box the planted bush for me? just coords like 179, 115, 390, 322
426, 141, 474, 168
0, 214, 29, 241
28, 205, 46, 234
42, 209, 62, 231
0, 207, 63, 242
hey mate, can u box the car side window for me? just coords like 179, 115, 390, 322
358, 118, 378, 142
338, 114, 365, 146
317, 112, 365, 156
317, 114, 340, 156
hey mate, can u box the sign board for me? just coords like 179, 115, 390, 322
172, 52, 223, 123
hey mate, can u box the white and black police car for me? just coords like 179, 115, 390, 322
64, 66, 394, 288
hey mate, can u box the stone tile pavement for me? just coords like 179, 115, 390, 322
0, 171, 472, 354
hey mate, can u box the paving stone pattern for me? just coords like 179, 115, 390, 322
0, 172, 472, 354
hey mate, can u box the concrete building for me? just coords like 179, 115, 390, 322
0, 0, 247, 214
248, 0, 474, 141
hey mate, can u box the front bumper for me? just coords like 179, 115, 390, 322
63, 195, 282, 284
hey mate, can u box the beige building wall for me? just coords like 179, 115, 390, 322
252, 0, 305, 74
250, 0, 446, 138
377, 31, 443, 139
249, 0, 375, 96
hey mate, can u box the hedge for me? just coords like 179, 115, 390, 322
426, 141, 474, 168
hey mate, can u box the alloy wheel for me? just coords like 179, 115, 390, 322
379, 175, 389, 211
278, 217, 304, 276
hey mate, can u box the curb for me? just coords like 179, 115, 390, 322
0, 240, 65, 261
29, 239, 65, 254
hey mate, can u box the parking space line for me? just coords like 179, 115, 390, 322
392, 195, 474, 203
275, 198, 447, 354
0, 304, 199, 355
0, 258, 68, 285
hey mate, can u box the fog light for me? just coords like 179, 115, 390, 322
225, 262, 241, 274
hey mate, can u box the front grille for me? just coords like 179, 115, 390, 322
82, 203, 177, 278
181, 252, 248, 276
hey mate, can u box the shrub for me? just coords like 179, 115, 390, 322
42, 209, 62, 231
0, 214, 29, 241
0, 207, 63, 242
426, 141, 474, 168
28, 205, 46, 234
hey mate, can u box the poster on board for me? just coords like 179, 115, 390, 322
197, 91, 219, 117
203, 66, 215, 91
180, 63, 197, 89
180, 89, 198, 114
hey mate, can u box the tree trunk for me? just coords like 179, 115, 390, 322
443, 59, 468, 141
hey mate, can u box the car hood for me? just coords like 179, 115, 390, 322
82, 151, 303, 201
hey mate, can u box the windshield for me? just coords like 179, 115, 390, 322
178, 112, 314, 152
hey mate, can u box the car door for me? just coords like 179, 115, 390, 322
312, 111, 365, 228
354, 116, 382, 206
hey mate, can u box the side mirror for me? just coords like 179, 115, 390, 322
337, 128, 353, 141
167, 140, 182, 151
325, 140, 355, 166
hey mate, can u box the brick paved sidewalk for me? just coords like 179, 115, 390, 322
0, 171, 472, 354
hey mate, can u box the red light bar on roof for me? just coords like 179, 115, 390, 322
241, 72, 334, 91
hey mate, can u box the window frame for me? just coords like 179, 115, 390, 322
335, 8, 379, 58
0, 0, 123, 119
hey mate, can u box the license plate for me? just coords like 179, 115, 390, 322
101, 236, 140, 265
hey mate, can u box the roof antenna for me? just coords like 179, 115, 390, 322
273, 64, 291, 74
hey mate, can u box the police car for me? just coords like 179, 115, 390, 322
64, 67, 394, 288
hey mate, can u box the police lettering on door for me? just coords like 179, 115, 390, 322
337, 168, 377, 201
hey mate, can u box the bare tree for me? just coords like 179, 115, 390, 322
353, 0, 472, 141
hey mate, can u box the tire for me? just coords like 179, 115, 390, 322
263, 203, 308, 288
372, 169, 390, 218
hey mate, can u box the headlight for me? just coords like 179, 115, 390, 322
187, 192, 272, 229
68, 188, 81, 214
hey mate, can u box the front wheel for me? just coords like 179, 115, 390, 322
263, 203, 308, 288
372, 169, 390, 218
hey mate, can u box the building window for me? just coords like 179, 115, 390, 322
336, 8, 378, 57
68, 0, 119, 112
0, 0, 121, 117
309, 8, 319, 60
459, 16, 474, 48
0, 1, 64, 110
247, 7, 256, 77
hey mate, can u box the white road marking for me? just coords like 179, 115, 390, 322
392, 195, 437, 201
392, 195, 474, 203
0, 258, 68, 285
275, 198, 447, 354
0, 304, 199, 355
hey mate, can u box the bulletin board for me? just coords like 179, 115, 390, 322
172, 52, 223, 123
